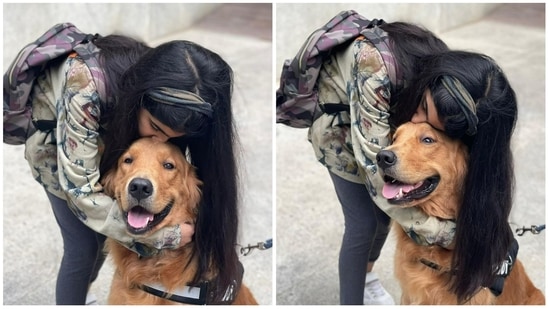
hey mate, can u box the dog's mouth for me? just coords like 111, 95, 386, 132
382, 175, 440, 204
124, 200, 174, 234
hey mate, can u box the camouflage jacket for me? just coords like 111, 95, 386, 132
24, 55, 181, 255
308, 36, 456, 248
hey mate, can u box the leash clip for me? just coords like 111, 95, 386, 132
239, 239, 273, 256
516, 224, 545, 236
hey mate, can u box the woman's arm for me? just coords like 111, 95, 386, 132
55, 57, 189, 255
347, 39, 456, 248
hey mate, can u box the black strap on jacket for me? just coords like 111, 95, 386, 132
32, 119, 56, 132
320, 102, 351, 114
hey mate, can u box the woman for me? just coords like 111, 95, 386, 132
22, 34, 239, 304
307, 21, 454, 305
391, 51, 518, 303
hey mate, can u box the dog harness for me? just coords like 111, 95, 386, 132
488, 237, 519, 296
139, 260, 244, 305
419, 238, 519, 297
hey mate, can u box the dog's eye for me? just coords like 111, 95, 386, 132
422, 137, 435, 144
163, 163, 175, 170
123, 157, 133, 164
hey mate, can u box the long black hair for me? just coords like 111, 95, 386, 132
92, 34, 152, 127
100, 39, 240, 296
398, 51, 518, 303
379, 21, 449, 109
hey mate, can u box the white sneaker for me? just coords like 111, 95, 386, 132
85, 293, 99, 305
363, 272, 395, 305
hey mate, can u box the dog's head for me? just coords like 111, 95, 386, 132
376, 122, 468, 219
102, 137, 201, 235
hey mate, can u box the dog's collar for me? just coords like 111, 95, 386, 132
139, 260, 244, 305
132, 242, 161, 257
419, 258, 455, 274
140, 279, 239, 305
141, 282, 209, 305
419, 238, 519, 297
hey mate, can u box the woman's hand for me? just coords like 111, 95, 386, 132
180, 220, 195, 246
129, 220, 195, 255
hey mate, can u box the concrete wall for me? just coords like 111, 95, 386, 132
276, 3, 501, 75
3, 3, 502, 74
3, 3, 220, 68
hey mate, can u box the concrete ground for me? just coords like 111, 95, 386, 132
276, 3, 546, 305
3, 4, 273, 305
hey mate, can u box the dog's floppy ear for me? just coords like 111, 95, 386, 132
101, 168, 117, 197
182, 163, 202, 212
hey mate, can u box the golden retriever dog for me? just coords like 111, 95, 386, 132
102, 137, 257, 305
376, 122, 544, 305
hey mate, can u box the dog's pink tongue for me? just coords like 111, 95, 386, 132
127, 207, 154, 229
382, 181, 422, 199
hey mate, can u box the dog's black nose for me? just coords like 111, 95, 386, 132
376, 150, 397, 169
129, 178, 153, 200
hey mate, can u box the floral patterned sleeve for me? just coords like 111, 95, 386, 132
55, 57, 181, 255
347, 39, 456, 248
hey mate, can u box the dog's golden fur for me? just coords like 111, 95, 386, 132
102, 137, 257, 305
377, 122, 544, 305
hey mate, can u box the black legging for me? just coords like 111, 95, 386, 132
46, 191, 106, 305
329, 172, 391, 305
